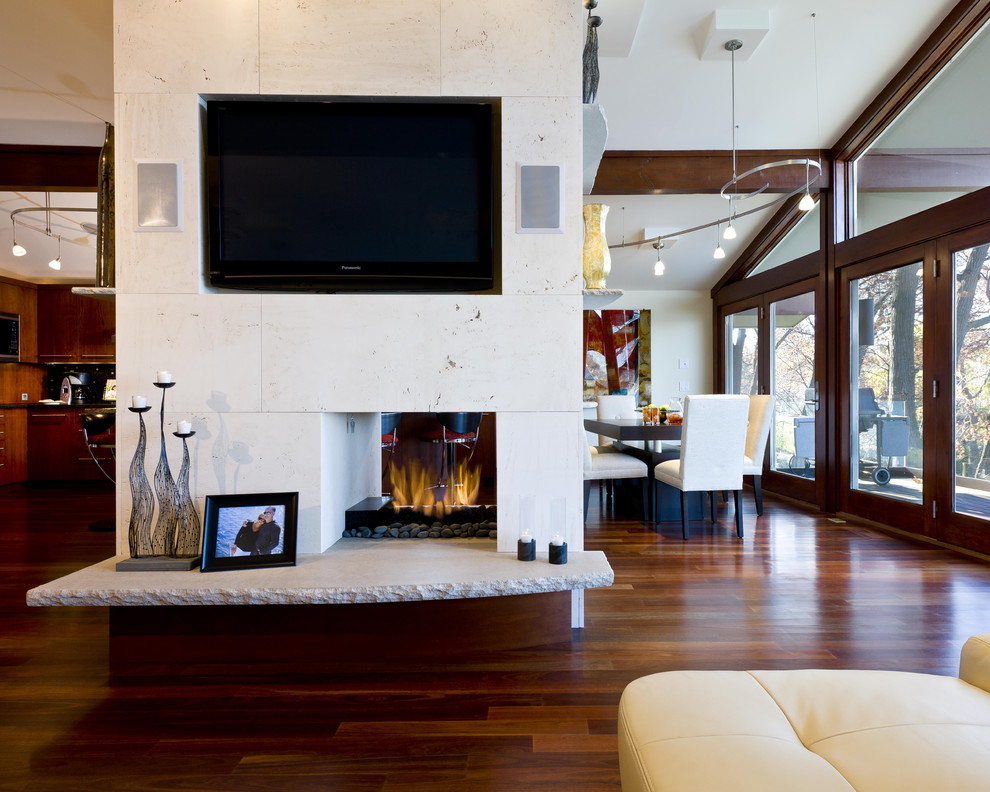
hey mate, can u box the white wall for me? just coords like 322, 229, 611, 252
608, 290, 713, 403
113, 0, 586, 555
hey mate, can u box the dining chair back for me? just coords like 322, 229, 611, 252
596, 394, 641, 450
654, 394, 749, 539
742, 395, 776, 515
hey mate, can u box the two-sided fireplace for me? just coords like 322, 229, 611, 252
342, 411, 497, 539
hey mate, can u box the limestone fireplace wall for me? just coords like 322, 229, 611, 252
112, 0, 585, 555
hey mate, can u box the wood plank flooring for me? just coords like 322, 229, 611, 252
2, 483, 990, 791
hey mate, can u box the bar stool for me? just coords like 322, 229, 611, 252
420, 412, 483, 499
81, 411, 116, 531
381, 412, 402, 488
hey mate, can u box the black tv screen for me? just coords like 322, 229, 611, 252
205, 98, 495, 291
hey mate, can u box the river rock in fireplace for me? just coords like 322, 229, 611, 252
343, 497, 497, 540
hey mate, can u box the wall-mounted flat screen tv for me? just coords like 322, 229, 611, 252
205, 98, 495, 292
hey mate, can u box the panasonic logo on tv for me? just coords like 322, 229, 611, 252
341, 266, 362, 271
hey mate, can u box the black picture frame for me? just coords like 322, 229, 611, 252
200, 492, 298, 572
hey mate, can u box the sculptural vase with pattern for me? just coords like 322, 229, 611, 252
582, 203, 611, 289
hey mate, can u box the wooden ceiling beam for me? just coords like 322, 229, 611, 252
590, 149, 831, 195
0, 144, 100, 191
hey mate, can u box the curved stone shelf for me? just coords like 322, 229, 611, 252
27, 538, 614, 607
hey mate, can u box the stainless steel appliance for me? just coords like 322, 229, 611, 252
59, 373, 92, 404
0, 312, 19, 362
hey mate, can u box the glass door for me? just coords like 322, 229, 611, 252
770, 292, 816, 481
936, 228, 990, 554
721, 282, 821, 508
838, 247, 933, 535
725, 307, 759, 396
849, 265, 924, 503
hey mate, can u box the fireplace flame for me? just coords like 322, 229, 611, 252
390, 459, 482, 516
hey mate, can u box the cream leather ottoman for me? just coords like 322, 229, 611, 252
618, 634, 990, 792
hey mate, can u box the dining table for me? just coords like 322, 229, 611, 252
583, 417, 681, 449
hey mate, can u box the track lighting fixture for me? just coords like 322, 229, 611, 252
610, 35, 823, 276
11, 218, 26, 257
723, 202, 737, 240
653, 241, 665, 276
8, 193, 98, 270
48, 236, 62, 270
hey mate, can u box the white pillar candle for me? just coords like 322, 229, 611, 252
131, 395, 147, 408
550, 533, 565, 546
177, 420, 192, 434
156, 370, 172, 384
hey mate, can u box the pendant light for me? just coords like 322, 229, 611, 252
713, 225, 726, 260
723, 200, 738, 239
798, 158, 816, 211
48, 235, 62, 270
10, 218, 26, 256
653, 241, 665, 276
799, 13, 823, 212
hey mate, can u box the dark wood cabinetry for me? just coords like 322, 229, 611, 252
0, 410, 28, 485
27, 408, 113, 482
37, 286, 115, 363
0, 276, 38, 363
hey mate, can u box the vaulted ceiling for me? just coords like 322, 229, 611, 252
0, 0, 969, 289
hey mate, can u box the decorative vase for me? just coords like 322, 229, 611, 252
127, 407, 155, 557
582, 203, 611, 289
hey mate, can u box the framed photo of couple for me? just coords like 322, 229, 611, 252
200, 492, 298, 572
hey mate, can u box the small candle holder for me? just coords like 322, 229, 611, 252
549, 541, 568, 565
172, 430, 201, 559
517, 535, 536, 561
126, 404, 155, 559
151, 379, 179, 556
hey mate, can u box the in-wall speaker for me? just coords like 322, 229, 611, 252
136, 161, 182, 231
516, 163, 564, 234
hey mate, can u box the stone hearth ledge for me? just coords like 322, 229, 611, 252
26, 539, 614, 607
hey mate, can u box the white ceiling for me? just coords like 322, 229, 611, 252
0, 0, 965, 289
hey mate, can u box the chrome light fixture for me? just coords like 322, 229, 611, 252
798, 158, 816, 211
10, 192, 97, 271
48, 235, 62, 270
10, 218, 26, 256
612, 32, 822, 275
653, 241, 665, 276
798, 13, 823, 213
723, 200, 738, 239
713, 225, 726, 260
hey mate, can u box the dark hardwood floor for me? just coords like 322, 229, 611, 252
2, 483, 990, 791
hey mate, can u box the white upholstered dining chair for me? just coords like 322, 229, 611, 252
743, 395, 776, 516
653, 394, 749, 539
595, 394, 641, 451
584, 441, 649, 520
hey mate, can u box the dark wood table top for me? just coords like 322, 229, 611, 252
584, 417, 682, 441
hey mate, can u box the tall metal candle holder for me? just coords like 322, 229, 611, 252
151, 381, 179, 556
172, 430, 201, 557
126, 405, 154, 557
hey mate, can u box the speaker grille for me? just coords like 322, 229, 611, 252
517, 164, 563, 233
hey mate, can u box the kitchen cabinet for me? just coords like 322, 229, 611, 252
0, 409, 28, 485
27, 408, 113, 481
0, 276, 38, 362
37, 286, 115, 363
